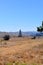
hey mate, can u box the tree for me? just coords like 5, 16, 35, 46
42, 21, 43, 27
3, 35, 10, 40
18, 29, 22, 37
37, 27, 42, 32
37, 21, 43, 32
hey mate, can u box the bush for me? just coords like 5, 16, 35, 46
3, 35, 10, 40
31, 36, 36, 39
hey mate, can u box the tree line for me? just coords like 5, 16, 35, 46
3, 21, 43, 40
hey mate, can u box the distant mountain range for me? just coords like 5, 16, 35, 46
21, 31, 43, 36
0, 31, 43, 38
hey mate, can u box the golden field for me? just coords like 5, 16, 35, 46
0, 37, 43, 65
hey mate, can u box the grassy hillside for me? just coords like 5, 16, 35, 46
0, 37, 43, 65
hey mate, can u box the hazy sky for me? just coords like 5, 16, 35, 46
0, 0, 43, 32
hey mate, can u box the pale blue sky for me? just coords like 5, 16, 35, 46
0, 0, 43, 32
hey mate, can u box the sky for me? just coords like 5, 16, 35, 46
0, 0, 43, 32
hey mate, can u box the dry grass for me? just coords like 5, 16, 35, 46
0, 37, 43, 65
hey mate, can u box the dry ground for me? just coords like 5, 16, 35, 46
0, 37, 43, 65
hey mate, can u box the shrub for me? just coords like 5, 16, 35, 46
31, 36, 36, 39
3, 35, 10, 40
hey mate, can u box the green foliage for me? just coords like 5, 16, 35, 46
42, 21, 43, 27
37, 21, 43, 32
37, 27, 42, 32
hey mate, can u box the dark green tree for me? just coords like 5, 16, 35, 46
18, 29, 22, 37
42, 21, 43, 27
37, 21, 43, 32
